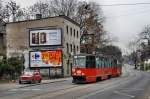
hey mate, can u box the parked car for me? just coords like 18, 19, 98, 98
19, 69, 42, 84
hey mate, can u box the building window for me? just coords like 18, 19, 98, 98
77, 31, 79, 38
67, 63, 69, 74
70, 44, 72, 52
66, 25, 68, 34
70, 28, 72, 36
77, 46, 79, 52
74, 45, 76, 54
74, 29, 75, 37
66, 43, 69, 53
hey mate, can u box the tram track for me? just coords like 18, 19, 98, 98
0, 79, 68, 93
0, 68, 140, 99
23, 71, 140, 99
0, 79, 68, 98
77, 71, 142, 99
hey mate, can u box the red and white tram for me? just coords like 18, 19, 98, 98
72, 54, 122, 83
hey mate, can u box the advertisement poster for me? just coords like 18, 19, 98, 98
29, 29, 62, 46
30, 50, 62, 67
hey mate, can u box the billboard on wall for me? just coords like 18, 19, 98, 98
30, 50, 62, 68
29, 29, 62, 46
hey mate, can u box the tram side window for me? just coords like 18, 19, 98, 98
107, 59, 109, 68
101, 58, 104, 68
105, 59, 108, 68
108, 59, 110, 68
109, 60, 112, 68
96, 57, 100, 68
99, 58, 102, 68
107, 60, 110, 68
111, 61, 114, 68
114, 59, 117, 67
117, 61, 121, 67
100, 58, 103, 68
104, 59, 106, 68
104, 58, 106, 68
86, 56, 96, 68
102, 58, 105, 68
109, 60, 111, 68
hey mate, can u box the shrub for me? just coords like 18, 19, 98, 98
0, 57, 24, 80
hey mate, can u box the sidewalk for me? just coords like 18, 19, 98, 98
121, 64, 130, 77
0, 77, 72, 92
41, 77, 72, 84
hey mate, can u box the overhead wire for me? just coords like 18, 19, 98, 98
98, 2, 150, 6
97, 2, 150, 19
105, 8, 150, 19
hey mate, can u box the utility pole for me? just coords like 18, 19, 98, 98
134, 52, 137, 69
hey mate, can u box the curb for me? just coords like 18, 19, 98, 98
0, 78, 71, 92
17, 78, 70, 88
121, 72, 129, 77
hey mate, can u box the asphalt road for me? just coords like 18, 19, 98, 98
0, 65, 150, 99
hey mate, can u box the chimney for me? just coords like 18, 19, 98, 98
36, 14, 42, 19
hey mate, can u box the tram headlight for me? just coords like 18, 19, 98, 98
76, 70, 81, 74
72, 68, 75, 72
81, 73, 85, 76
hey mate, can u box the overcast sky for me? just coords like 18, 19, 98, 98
94, 0, 150, 54
5, 0, 150, 54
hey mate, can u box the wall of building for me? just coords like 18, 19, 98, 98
63, 19, 80, 76
6, 17, 64, 57
0, 34, 6, 55
6, 16, 80, 77
0, 20, 6, 56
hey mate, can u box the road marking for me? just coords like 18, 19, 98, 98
31, 89, 41, 91
77, 88, 106, 99
27, 84, 94, 99
114, 91, 135, 98
77, 75, 138, 99
118, 88, 144, 92
9, 88, 41, 91
26, 70, 139, 99
145, 96, 150, 99
77, 81, 124, 99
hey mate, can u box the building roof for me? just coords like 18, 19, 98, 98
6, 15, 80, 27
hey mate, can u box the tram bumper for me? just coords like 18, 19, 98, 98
72, 76, 86, 83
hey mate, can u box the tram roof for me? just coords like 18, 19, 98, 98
74, 53, 117, 59
74, 53, 115, 58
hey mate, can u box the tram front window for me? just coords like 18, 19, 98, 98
86, 56, 96, 68
73, 56, 86, 68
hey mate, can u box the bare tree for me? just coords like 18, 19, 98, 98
48, 0, 78, 18
127, 25, 150, 69
128, 40, 139, 52
97, 45, 122, 59
16, 8, 30, 21
137, 25, 150, 62
29, 1, 50, 18
4, 0, 21, 22
78, 2, 106, 53
0, 0, 3, 19
139, 25, 150, 45
0, 0, 8, 21
2, 0, 110, 53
